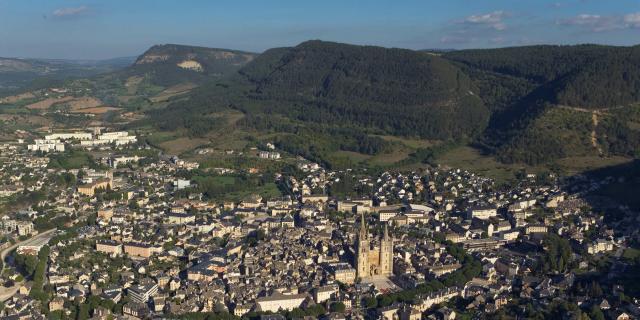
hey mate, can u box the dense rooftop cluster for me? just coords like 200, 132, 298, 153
0, 131, 637, 320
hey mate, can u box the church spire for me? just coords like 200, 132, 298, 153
359, 212, 368, 239
383, 222, 390, 241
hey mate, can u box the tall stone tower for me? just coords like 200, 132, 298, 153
355, 213, 370, 280
379, 223, 394, 276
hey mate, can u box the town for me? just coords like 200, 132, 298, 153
0, 129, 637, 320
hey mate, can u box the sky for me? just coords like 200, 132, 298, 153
0, 0, 639, 60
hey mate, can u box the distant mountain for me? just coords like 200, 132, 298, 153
121, 44, 257, 86
0, 56, 135, 93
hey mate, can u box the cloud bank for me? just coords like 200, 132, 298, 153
52, 6, 88, 18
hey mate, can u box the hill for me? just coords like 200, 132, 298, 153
444, 45, 640, 165
148, 41, 492, 168
155, 41, 489, 139
146, 41, 640, 169
237, 40, 488, 140
122, 44, 257, 87
3, 41, 639, 172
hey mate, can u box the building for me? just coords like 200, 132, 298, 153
124, 242, 160, 258
128, 282, 159, 304
16, 235, 49, 255
28, 139, 65, 153
255, 293, 308, 313
314, 285, 338, 303
165, 212, 196, 225
77, 178, 111, 196
123, 302, 150, 319
234, 304, 252, 317
187, 259, 227, 281
45, 132, 93, 141
355, 215, 394, 279
467, 205, 497, 220
108, 155, 142, 168
327, 263, 356, 284
80, 131, 137, 148
462, 239, 506, 252
173, 179, 191, 190
301, 195, 329, 204
97, 208, 114, 221
525, 225, 548, 235
414, 287, 461, 312
587, 239, 614, 254
49, 297, 65, 311
259, 151, 281, 159
16, 221, 34, 236
379, 210, 399, 222
338, 199, 372, 213
96, 240, 123, 255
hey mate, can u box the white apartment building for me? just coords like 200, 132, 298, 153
28, 139, 65, 152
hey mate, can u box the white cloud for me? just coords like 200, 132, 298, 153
560, 14, 602, 26
559, 12, 640, 32
624, 12, 640, 28
52, 6, 88, 18
463, 11, 509, 31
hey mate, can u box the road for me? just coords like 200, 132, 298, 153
0, 229, 56, 301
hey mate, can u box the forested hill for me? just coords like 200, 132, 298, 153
443, 44, 640, 164
150, 41, 640, 166
444, 44, 640, 108
122, 44, 257, 86
235, 40, 489, 140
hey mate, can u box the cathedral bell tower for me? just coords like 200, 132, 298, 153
355, 212, 369, 279
379, 223, 393, 276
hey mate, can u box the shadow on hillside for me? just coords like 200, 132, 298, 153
576, 159, 640, 223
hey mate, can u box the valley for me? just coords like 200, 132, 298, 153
1, 41, 639, 184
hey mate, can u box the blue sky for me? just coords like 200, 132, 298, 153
1, 0, 639, 59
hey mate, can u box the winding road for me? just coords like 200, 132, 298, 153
0, 228, 56, 301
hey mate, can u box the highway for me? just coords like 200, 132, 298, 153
0, 229, 56, 301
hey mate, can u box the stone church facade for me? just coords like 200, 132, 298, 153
355, 214, 393, 279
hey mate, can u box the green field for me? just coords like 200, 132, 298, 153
223, 182, 281, 202
430, 145, 635, 184
623, 248, 640, 260
48, 151, 98, 170
191, 174, 282, 202
554, 155, 634, 175
433, 146, 539, 183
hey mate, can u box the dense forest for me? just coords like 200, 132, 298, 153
238, 40, 489, 140
146, 41, 640, 166
446, 44, 640, 164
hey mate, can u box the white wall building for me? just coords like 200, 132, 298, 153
255, 293, 307, 313
45, 132, 92, 141
467, 206, 498, 220
28, 139, 65, 152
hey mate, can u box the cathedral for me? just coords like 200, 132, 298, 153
355, 213, 394, 279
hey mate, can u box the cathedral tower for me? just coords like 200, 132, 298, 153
379, 223, 393, 276
355, 212, 370, 279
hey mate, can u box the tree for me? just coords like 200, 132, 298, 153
364, 297, 377, 309
77, 303, 91, 320
14, 253, 38, 277
540, 234, 572, 274
330, 302, 346, 313
589, 305, 605, 320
